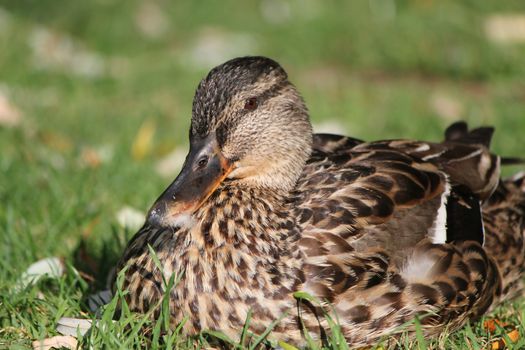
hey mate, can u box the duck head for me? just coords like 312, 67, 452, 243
147, 56, 313, 228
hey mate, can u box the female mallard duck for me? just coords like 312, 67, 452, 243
117, 56, 525, 347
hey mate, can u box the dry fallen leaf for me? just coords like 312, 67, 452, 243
15, 257, 65, 292
32, 335, 77, 350
56, 317, 93, 337
116, 206, 145, 230
155, 147, 187, 178
80, 147, 102, 168
484, 318, 520, 350
491, 328, 520, 349
483, 318, 509, 333
506, 329, 520, 343
135, 1, 169, 39
485, 14, 525, 44
39, 131, 73, 153
131, 119, 156, 160
29, 27, 105, 78
79, 145, 113, 168
429, 93, 463, 122
0, 92, 22, 127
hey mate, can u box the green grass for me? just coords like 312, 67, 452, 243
1, 0, 525, 348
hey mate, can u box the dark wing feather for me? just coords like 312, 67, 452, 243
445, 184, 484, 245
312, 133, 363, 155
294, 133, 500, 261
445, 121, 494, 147
444, 121, 525, 166
294, 142, 446, 250
373, 139, 500, 200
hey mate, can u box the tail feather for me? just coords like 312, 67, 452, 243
444, 122, 525, 302
445, 121, 525, 167
483, 175, 525, 302
501, 157, 525, 166
510, 171, 525, 191
444, 121, 468, 142
445, 121, 494, 148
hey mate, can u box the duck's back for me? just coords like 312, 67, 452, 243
286, 125, 518, 345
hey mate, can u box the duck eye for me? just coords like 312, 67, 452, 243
244, 97, 258, 110
197, 156, 208, 168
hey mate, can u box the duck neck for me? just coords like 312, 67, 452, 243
167, 184, 305, 304
189, 184, 300, 253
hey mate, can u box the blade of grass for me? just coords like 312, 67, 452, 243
201, 329, 239, 348
240, 308, 253, 347
414, 317, 428, 350
249, 311, 289, 350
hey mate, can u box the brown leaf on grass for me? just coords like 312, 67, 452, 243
483, 318, 521, 349
485, 14, 525, 44
506, 329, 520, 343
80, 147, 102, 168
490, 328, 520, 350
483, 319, 509, 333
155, 147, 187, 178
0, 92, 22, 127
79, 145, 113, 168
429, 93, 464, 121
131, 119, 156, 160
29, 27, 105, 78
135, 1, 169, 39
39, 131, 73, 153
32, 335, 77, 350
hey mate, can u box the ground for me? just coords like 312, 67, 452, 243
1, 0, 525, 349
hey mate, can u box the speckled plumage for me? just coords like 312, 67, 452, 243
116, 57, 525, 347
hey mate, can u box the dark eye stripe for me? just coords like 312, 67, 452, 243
260, 81, 287, 100
246, 81, 287, 110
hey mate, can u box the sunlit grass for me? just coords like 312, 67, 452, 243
1, 0, 524, 348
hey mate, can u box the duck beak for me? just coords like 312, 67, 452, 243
146, 136, 233, 227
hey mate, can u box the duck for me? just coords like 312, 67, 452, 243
116, 56, 525, 347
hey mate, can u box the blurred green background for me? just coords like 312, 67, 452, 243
0, 0, 524, 346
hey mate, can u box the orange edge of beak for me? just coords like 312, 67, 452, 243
166, 155, 233, 218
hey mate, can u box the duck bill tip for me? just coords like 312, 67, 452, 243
146, 138, 233, 227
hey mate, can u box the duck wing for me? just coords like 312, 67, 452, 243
312, 133, 363, 155
294, 128, 500, 260
290, 127, 503, 343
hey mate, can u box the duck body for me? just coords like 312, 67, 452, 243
117, 57, 525, 347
